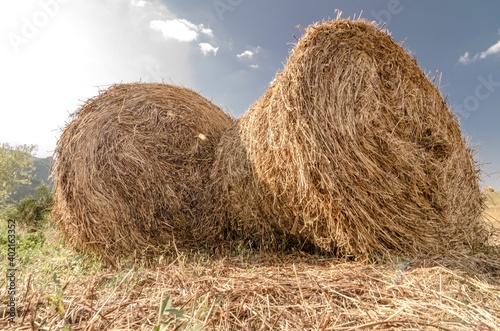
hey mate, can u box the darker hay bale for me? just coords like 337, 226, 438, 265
207, 19, 487, 258
52, 83, 233, 264
202, 123, 312, 252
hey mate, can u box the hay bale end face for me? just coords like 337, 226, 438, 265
209, 19, 487, 258
52, 83, 233, 264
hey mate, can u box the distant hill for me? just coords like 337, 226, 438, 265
10, 156, 53, 202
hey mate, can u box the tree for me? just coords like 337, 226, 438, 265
0, 143, 36, 206
6, 184, 53, 228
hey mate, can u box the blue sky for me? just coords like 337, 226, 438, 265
1, 0, 499, 188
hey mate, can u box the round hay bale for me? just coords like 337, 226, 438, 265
52, 83, 233, 264
202, 122, 313, 252
208, 19, 487, 258
484, 186, 495, 193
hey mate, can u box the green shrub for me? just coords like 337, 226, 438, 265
5, 184, 53, 229
17, 231, 46, 250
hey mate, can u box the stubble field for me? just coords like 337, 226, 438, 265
1, 192, 499, 330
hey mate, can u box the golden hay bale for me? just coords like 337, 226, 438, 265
200, 123, 314, 251
484, 186, 495, 193
207, 19, 487, 257
52, 83, 233, 264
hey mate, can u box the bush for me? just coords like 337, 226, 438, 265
17, 231, 46, 250
5, 184, 53, 229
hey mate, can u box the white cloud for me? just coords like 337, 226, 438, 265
150, 18, 213, 42
237, 50, 254, 59
131, 0, 146, 7
0, 0, 195, 157
200, 27, 214, 38
479, 40, 500, 59
249, 64, 259, 69
458, 39, 500, 65
458, 52, 471, 65
176, 19, 213, 37
199, 42, 218, 56
150, 19, 198, 42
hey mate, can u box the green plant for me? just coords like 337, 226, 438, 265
0, 143, 36, 206
153, 296, 185, 331
6, 184, 53, 228
17, 231, 46, 250
47, 273, 67, 316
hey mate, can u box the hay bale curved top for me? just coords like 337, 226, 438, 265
52, 83, 233, 264
212, 19, 486, 257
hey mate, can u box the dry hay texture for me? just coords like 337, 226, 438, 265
2, 249, 499, 330
207, 19, 487, 258
52, 83, 233, 264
